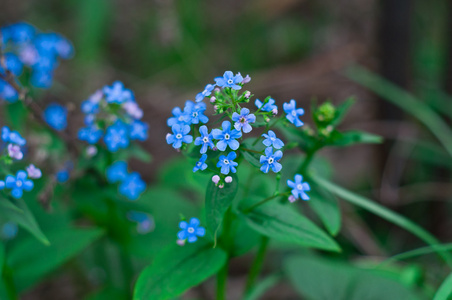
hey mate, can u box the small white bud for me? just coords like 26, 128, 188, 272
272, 108, 278, 115
214, 88, 220, 92
225, 176, 232, 183
176, 239, 186, 246
86, 146, 98, 157
288, 195, 297, 203
218, 184, 224, 189
210, 96, 216, 103
214, 105, 219, 112
212, 175, 220, 184
244, 91, 251, 99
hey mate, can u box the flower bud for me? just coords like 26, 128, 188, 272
225, 176, 232, 183
176, 239, 186, 246
212, 175, 220, 184
210, 96, 216, 103
272, 108, 278, 115
244, 91, 251, 99
288, 195, 297, 203
86, 145, 98, 157
218, 184, 224, 189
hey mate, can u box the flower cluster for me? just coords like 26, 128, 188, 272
106, 161, 146, 201
78, 81, 149, 152
166, 71, 306, 189
0, 22, 73, 101
0, 126, 41, 199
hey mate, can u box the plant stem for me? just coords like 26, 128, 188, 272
216, 262, 228, 300
216, 208, 233, 300
244, 236, 270, 295
243, 192, 290, 213
3, 265, 17, 300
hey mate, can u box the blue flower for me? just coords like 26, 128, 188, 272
195, 84, 215, 102
78, 126, 103, 144
103, 81, 133, 104
184, 100, 208, 124
212, 121, 242, 151
129, 120, 148, 141
0, 80, 19, 102
232, 107, 256, 133
214, 71, 243, 90
32, 54, 57, 72
56, 170, 70, 183
104, 120, 130, 152
1, 222, 18, 240
30, 70, 53, 88
106, 161, 128, 183
177, 218, 206, 243
262, 130, 284, 149
283, 99, 304, 127
0, 53, 23, 76
260, 147, 283, 173
217, 152, 238, 175
119, 172, 146, 201
1, 126, 26, 146
194, 125, 214, 154
167, 107, 190, 127
166, 124, 193, 149
287, 174, 310, 201
255, 98, 277, 112
5, 170, 34, 198
81, 99, 99, 114
9, 22, 35, 43
193, 154, 208, 173
43, 103, 67, 131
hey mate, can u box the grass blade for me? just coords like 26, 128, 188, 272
433, 272, 452, 300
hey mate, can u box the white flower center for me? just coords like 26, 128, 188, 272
187, 227, 195, 234
297, 184, 303, 190
178, 116, 184, 121
268, 157, 274, 164
240, 117, 246, 123
203, 137, 209, 143
176, 133, 183, 139
192, 112, 198, 117
292, 110, 297, 116
16, 181, 22, 187
223, 159, 229, 164
224, 133, 230, 140
270, 137, 275, 141
227, 79, 233, 84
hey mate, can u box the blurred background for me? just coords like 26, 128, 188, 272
1, 0, 452, 299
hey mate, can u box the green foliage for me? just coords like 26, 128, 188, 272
133, 242, 227, 300
284, 255, 422, 300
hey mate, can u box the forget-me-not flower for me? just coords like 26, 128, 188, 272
5, 170, 34, 199
178, 217, 206, 243
255, 98, 277, 112
119, 172, 146, 201
106, 161, 128, 183
104, 120, 130, 152
215, 71, 243, 90
129, 120, 148, 141
184, 100, 209, 124
212, 121, 242, 151
26, 164, 42, 179
262, 130, 284, 149
43, 103, 67, 131
166, 124, 193, 149
7, 144, 23, 160
283, 99, 304, 127
2, 126, 26, 146
232, 107, 256, 133
194, 125, 214, 154
167, 107, 190, 127
193, 154, 208, 173
287, 174, 310, 201
217, 152, 238, 175
78, 126, 103, 144
260, 147, 283, 173
195, 84, 215, 102
103, 81, 133, 104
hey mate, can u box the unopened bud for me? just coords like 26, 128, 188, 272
244, 91, 251, 99
225, 176, 232, 183
212, 175, 220, 184
272, 108, 278, 115
177, 239, 186, 246
288, 195, 297, 203
210, 96, 216, 103
86, 146, 97, 157
218, 184, 224, 189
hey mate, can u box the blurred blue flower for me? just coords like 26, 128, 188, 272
260, 147, 283, 173
119, 172, 146, 201
127, 211, 155, 234
129, 120, 148, 141
255, 98, 277, 112
104, 120, 130, 152
78, 126, 103, 144
217, 152, 238, 175
1, 126, 26, 146
262, 130, 284, 149
106, 161, 128, 183
212, 121, 242, 151
0, 53, 23, 76
232, 107, 256, 133
0, 80, 19, 102
178, 218, 205, 243
1, 223, 18, 240
9, 22, 35, 43
184, 100, 208, 124
5, 170, 34, 198
194, 125, 214, 154
214, 71, 243, 90
30, 70, 53, 88
103, 81, 133, 104
43, 103, 67, 131
283, 99, 304, 127
56, 170, 70, 183
193, 154, 208, 173
287, 174, 310, 201
195, 84, 215, 102
167, 107, 189, 127
166, 124, 193, 149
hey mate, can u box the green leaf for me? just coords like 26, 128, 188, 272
309, 188, 341, 236
331, 97, 355, 127
433, 272, 452, 300
0, 197, 49, 245
205, 173, 238, 239
244, 274, 281, 300
311, 174, 452, 266
0, 243, 4, 278
346, 65, 452, 157
284, 255, 421, 300
243, 201, 340, 252
133, 242, 227, 300
7, 226, 104, 291
326, 130, 383, 147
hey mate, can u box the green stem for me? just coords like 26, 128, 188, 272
216, 262, 228, 300
216, 208, 233, 300
3, 265, 17, 300
241, 147, 262, 155
243, 192, 291, 213
244, 236, 270, 295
